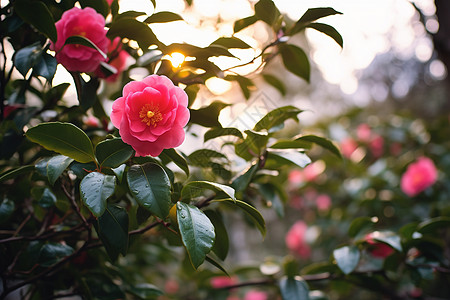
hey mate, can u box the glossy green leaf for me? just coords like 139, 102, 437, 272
235, 130, 269, 160
188, 149, 228, 168
189, 101, 230, 128
293, 135, 341, 158
127, 283, 163, 299
231, 163, 258, 192
177, 201, 215, 269
181, 181, 236, 202
13, 42, 42, 78
210, 37, 252, 49
205, 210, 229, 261
267, 150, 311, 168
95, 138, 134, 168
0, 165, 34, 183
0, 199, 15, 224
279, 276, 310, 300
217, 199, 266, 237
14, 0, 57, 42
34, 52, 57, 81
234, 15, 257, 33
262, 74, 287, 96
96, 205, 129, 261
255, 0, 280, 26
333, 245, 360, 274
108, 18, 159, 49
290, 7, 343, 35
80, 172, 116, 217
38, 243, 74, 267
417, 216, 450, 234
111, 164, 126, 183
253, 105, 302, 132
348, 216, 377, 238
370, 231, 402, 252
269, 139, 312, 150
37, 155, 74, 185
279, 44, 310, 82
160, 148, 189, 176
64, 36, 107, 59
25, 122, 95, 163
307, 23, 343, 48
39, 188, 57, 208
204, 127, 244, 142
205, 255, 229, 276
127, 163, 172, 219
145, 11, 184, 23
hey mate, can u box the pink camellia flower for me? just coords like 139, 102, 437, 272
357, 123, 372, 142
210, 276, 238, 289
365, 233, 394, 258
340, 137, 358, 159
369, 134, 384, 158
111, 75, 190, 157
244, 290, 267, 300
400, 157, 437, 197
50, 7, 109, 73
285, 221, 311, 259
316, 194, 331, 211
95, 37, 130, 82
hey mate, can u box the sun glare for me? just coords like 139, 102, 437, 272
168, 52, 186, 68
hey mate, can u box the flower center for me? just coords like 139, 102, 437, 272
139, 104, 162, 127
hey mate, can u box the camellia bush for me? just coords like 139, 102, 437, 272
1, 0, 449, 300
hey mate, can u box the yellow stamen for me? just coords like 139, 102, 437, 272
139, 104, 162, 127
147, 111, 155, 118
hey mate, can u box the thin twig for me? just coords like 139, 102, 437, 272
61, 183, 89, 228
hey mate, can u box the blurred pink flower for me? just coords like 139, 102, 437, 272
95, 37, 130, 82
400, 157, 437, 196
164, 279, 179, 294
369, 134, 384, 158
285, 221, 311, 259
244, 290, 267, 300
365, 233, 394, 258
50, 7, 109, 72
340, 137, 358, 159
316, 194, 331, 211
210, 276, 238, 289
111, 75, 190, 157
357, 123, 372, 142
83, 116, 100, 127
288, 169, 303, 186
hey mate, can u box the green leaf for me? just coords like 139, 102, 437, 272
204, 127, 244, 142
292, 135, 341, 158
33, 52, 57, 81
267, 150, 311, 168
107, 18, 159, 49
189, 101, 230, 128
262, 74, 287, 96
307, 23, 343, 48
217, 199, 266, 237
417, 217, 450, 234
253, 105, 302, 132
279, 44, 310, 82
36, 155, 74, 185
235, 130, 269, 160
205, 256, 229, 276
127, 283, 163, 299
127, 163, 172, 219
113, 10, 147, 22
258, 182, 285, 217
188, 149, 228, 168
225, 75, 255, 99
210, 37, 252, 49
333, 245, 360, 274
255, 0, 280, 26
78, 0, 110, 18
290, 7, 343, 35
279, 276, 310, 300
80, 76, 100, 110
80, 172, 116, 217
269, 140, 312, 150
181, 181, 236, 202
205, 210, 229, 261
13, 42, 42, 78
95, 138, 134, 169
0, 165, 34, 183
38, 243, 74, 267
177, 201, 215, 269
0, 199, 15, 224
160, 148, 189, 176
231, 162, 258, 192
145, 11, 184, 23
25, 122, 95, 163
14, 0, 57, 42
64, 36, 107, 59
348, 216, 377, 238
112, 164, 126, 183
369, 231, 402, 252
39, 188, 57, 208
234, 15, 257, 33
96, 205, 129, 261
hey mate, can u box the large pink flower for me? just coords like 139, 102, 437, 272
95, 37, 130, 82
50, 7, 109, 72
111, 75, 190, 157
285, 221, 311, 259
400, 157, 437, 197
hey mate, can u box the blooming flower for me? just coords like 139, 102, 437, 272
357, 123, 372, 142
365, 233, 394, 258
95, 37, 130, 82
316, 194, 331, 211
50, 7, 109, 72
400, 157, 437, 196
340, 137, 358, 159
285, 221, 311, 259
244, 290, 267, 300
111, 75, 189, 156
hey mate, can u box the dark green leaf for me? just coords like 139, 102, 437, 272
267, 150, 311, 168
235, 130, 269, 160
13, 42, 42, 78
225, 75, 255, 99
369, 231, 402, 252
108, 18, 159, 49
127, 163, 172, 219
188, 149, 228, 168
177, 201, 215, 269
14, 0, 57, 42
333, 245, 360, 274
205, 210, 229, 261
348, 216, 377, 238
210, 37, 252, 49
33, 52, 57, 81
279, 44, 310, 82
231, 163, 258, 192
204, 127, 244, 142
0, 199, 15, 224
80, 172, 116, 217
217, 199, 266, 237
145, 11, 184, 23
262, 74, 286, 96
95, 138, 134, 169
269, 140, 312, 150
307, 23, 343, 48
39, 188, 57, 208
255, 0, 280, 26
181, 181, 236, 201
78, 0, 110, 18
0, 165, 34, 183
39, 243, 74, 267
112, 164, 126, 182
279, 276, 310, 300
234, 15, 257, 33
25, 122, 95, 163
290, 7, 343, 35
80, 76, 100, 110
258, 182, 284, 217
127, 283, 163, 299
417, 217, 450, 234
64, 36, 107, 59
189, 101, 230, 128
160, 148, 189, 176
253, 105, 302, 132
205, 256, 229, 276
295, 135, 341, 158
113, 10, 147, 22
44, 83, 70, 104
96, 205, 129, 261
43, 155, 74, 185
